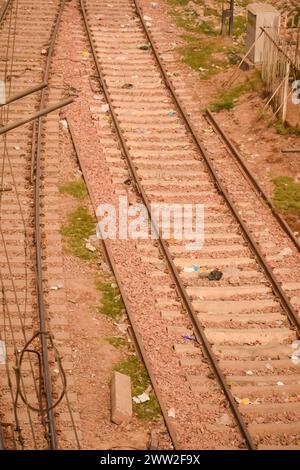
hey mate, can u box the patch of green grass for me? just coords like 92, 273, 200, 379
198, 20, 217, 36
233, 15, 246, 37
113, 355, 161, 420
272, 176, 300, 215
210, 73, 262, 111
95, 281, 124, 320
167, 0, 197, 6
106, 336, 127, 348
59, 180, 88, 200
204, 6, 218, 17
179, 34, 234, 79
273, 120, 300, 136
60, 206, 96, 260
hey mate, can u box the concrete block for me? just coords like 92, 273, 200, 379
111, 371, 132, 424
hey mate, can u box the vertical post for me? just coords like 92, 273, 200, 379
282, 61, 290, 123
229, 0, 234, 36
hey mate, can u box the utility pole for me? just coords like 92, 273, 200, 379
221, 0, 235, 36
229, 0, 235, 36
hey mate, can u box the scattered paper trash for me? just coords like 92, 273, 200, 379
85, 242, 96, 252
278, 247, 293, 257
14, 145, 20, 150
41, 48, 47, 55
291, 353, 300, 365
60, 119, 68, 129
100, 104, 109, 113
216, 413, 231, 426
50, 283, 64, 291
0, 341, 6, 364
133, 392, 150, 404
183, 265, 200, 273
241, 398, 250, 405
246, 370, 253, 376
114, 322, 128, 334
292, 340, 300, 349
277, 381, 284, 386
168, 408, 176, 418
265, 363, 274, 371
143, 15, 152, 21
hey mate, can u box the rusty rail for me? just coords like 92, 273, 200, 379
81, 0, 300, 450
81, 0, 255, 450
205, 109, 300, 253
32, 0, 67, 450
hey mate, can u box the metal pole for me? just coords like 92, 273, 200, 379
0, 82, 47, 107
229, 0, 234, 36
0, 97, 73, 135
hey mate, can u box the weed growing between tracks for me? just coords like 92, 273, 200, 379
114, 355, 161, 420
59, 180, 88, 199
95, 281, 124, 320
106, 336, 127, 348
61, 205, 96, 260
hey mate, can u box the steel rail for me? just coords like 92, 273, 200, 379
81, 0, 255, 450
0, 0, 12, 25
32, 0, 67, 450
205, 109, 300, 253
134, 0, 300, 337
66, 117, 177, 448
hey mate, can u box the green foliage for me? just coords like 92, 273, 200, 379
272, 176, 300, 215
95, 281, 124, 320
106, 336, 127, 348
60, 206, 96, 260
210, 73, 262, 111
114, 355, 161, 420
59, 180, 88, 200
273, 120, 300, 136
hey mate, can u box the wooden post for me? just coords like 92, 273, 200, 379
229, 0, 234, 36
282, 61, 290, 123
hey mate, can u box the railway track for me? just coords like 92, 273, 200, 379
0, 0, 78, 449
81, 0, 300, 450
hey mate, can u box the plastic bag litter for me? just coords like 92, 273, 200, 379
183, 265, 200, 273
168, 111, 176, 117
182, 335, 195, 341
278, 247, 293, 257
138, 43, 151, 50
208, 269, 223, 281
0, 341, 6, 364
